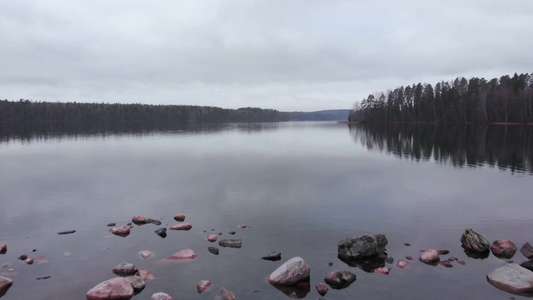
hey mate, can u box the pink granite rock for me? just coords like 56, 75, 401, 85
488, 264, 533, 294
138, 269, 155, 281
214, 287, 235, 300
167, 249, 198, 260
109, 226, 130, 237
86, 277, 134, 300
169, 223, 192, 230
151, 292, 173, 300
419, 249, 440, 264
491, 240, 517, 259
375, 267, 391, 274
197, 280, 211, 293
268, 257, 310, 286
396, 260, 409, 268
174, 214, 186, 222
315, 283, 329, 296
132, 216, 153, 225
139, 250, 154, 259
124, 275, 145, 292
207, 235, 218, 242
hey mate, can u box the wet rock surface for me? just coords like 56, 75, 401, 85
461, 228, 490, 254
86, 277, 134, 300
139, 250, 154, 259
207, 234, 218, 242
219, 239, 242, 248
487, 264, 533, 294
215, 287, 236, 300
324, 270, 357, 289
337, 233, 388, 261
112, 262, 138, 276
138, 269, 155, 281
396, 260, 409, 268
491, 240, 517, 259
124, 275, 145, 292
268, 257, 310, 286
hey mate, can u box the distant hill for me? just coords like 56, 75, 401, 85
289, 109, 351, 121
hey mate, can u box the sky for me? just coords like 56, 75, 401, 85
1, 0, 532, 112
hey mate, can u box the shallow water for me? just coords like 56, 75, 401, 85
0, 121, 532, 299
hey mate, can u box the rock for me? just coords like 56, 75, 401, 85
439, 261, 453, 268
138, 269, 155, 281
316, 283, 329, 296
132, 216, 153, 225
491, 240, 517, 259
197, 280, 211, 293
404, 243, 411, 247
437, 250, 450, 255
167, 249, 197, 260
396, 260, 409, 268
154, 228, 167, 238
420, 249, 440, 264
268, 257, 310, 286
449, 257, 459, 261
208, 247, 220, 255
107, 223, 116, 227
520, 243, 533, 259
18, 254, 28, 260
169, 223, 192, 230
57, 230, 76, 235
151, 292, 173, 300
457, 260, 466, 265
238, 224, 247, 229
337, 233, 388, 261
215, 287, 235, 300
112, 262, 138, 276
139, 250, 154, 259
375, 267, 391, 274
0, 276, 13, 297
228, 231, 236, 235
86, 277, 134, 300
124, 275, 145, 292
37, 276, 51, 280
174, 214, 185, 222
406, 256, 414, 261
0, 244, 6, 254
207, 235, 218, 242
24, 258, 34, 265
219, 239, 242, 248
262, 251, 282, 261
324, 270, 356, 289
487, 264, 533, 294
461, 228, 490, 254
151, 220, 162, 226
385, 257, 394, 264
110, 226, 130, 237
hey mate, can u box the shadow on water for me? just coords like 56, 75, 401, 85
349, 123, 533, 174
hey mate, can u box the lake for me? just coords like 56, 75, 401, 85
0, 121, 532, 299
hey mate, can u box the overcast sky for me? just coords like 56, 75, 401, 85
1, 0, 532, 111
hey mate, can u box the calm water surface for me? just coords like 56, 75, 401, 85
0, 122, 532, 299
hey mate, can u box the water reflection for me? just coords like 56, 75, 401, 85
349, 124, 533, 174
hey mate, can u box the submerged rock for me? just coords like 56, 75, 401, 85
24, 258, 33, 265
86, 277, 134, 300
215, 287, 235, 300
337, 233, 388, 261
174, 214, 185, 222
439, 261, 453, 268
268, 257, 310, 286
396, 260, 409, 268
491, 240, 517, 259
132, 216, 153, 225
151, 292, 173, 300
262, 251, 282, 261
169, 223, 192, 231
219, 239, 242, 248
110, 226, 131, 237
520, 243, 533, 259
151, 220, 162, 226
139, 250, 154, 259
420, 249, 440, 264
197, 280, 211, 293
107, 223, 116, 227
375, 267, 391, 274
112, 262, 138, 276
487, 264, 533, 294
461, 229, 490, 254
167, 249, 197, 260
0, 276, 13, 297
138, 269, 155, 281
154, 228, 167, 238
124, 275, 145, 292
208, 247, 220, 255
324, 270, 356, 289
316, 283, 329, 296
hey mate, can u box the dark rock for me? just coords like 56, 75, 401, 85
215, 287, 236, 300
112, 262, 138, 276
324, 270, 356, 289
268, 257, 310, 286
109, 226, 130, 237
262, 251, 282, 261
36, 276, 51, 280
218, 232, 223, 235
437, 250, 450, 255
57, 230, 76, 235
107, 223, 116, 227
207, 235, 218, 242
127, 223, 132, 226
219, 239, 242, 248
169, 223, 192, 230
316, 283, 329, 296
167, 249, 197, 260
151, 292, 173, 300
173, 214, 185, 222
461, 228, 490, 254
18, 254, 28, 260
24, 258, 33, 265
385, 257, 394, 264
491, 240, 517, 259
522, 261, 533, 272
340, 254, 386, 272
154, 228, 167, 238
404, 243, 411, 247
487, 264, 533, 294
420, 249, 440, 264
228, 231, 236, 235
337, 233, 388, 261
0, 276, 13, 297
0, 244, 6, 254
208, 247, 219, 255
124, 275, 145, 292
86, 277, 134, 300
520, 243, 533, 259
151, 220, 162, 226
328, 262, 333, 267
406, 256, 414, 261
375, 267, 391, 274
396, 260, 409, 268
132, 215, 153, 225
197, 280, 211, 293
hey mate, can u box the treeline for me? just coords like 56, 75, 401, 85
349, 72, 533, 123
0, 100, 291, 123
349, 124, 533, 174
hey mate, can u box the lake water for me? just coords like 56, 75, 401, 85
0, 121, 532, 299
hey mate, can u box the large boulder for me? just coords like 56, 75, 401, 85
491, 240, 517, 259
268, 257, 310, 286
86, 277, 134, 300
487, 264, 533, 294
324, 270, 356, 289
460, 229, 490, 254
0, 276, 13, 297
337, 233, 388, 261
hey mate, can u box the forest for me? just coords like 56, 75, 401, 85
348, 72, 533, 124
0, 100, 291, 123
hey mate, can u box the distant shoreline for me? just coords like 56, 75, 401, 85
339, 121, 533, 126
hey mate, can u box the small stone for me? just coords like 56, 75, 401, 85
138, 269, 155, 281
439, 261, 453, 268
374, 267, 391, 274
218, 232, 223, 235
167, 249, 197, 260
207, 235, 218, 242
268, 257, 310, 286
487, 264, 533, 294
491, 240, 517, 259
396, 260, 409, 268
155, 228, 167, 238
520, 243, 533, 259
36, 276, 51, 280
197, 280, 211, 293
174, 214, 186, 222
457, 260, 466, 265
132, 215, 153, 225
404, 243, 411, 247
151, 292, 173, 300
238, 224, 247, 228
152, 220, 162, 226
169, 223, 192, 230
112, 262, 138, 276
419, 249, 440, 264
139, 250, 154, 259
449, 257, 459, 261
228, 231, 236, 235
0, 276, 13, 296
86, 277, 134, 300
110, 226, 130, 237
24, 258, 34, 265
324, 270, 356, 289
208, 247, 219, 255
461, 228, 490, 254
0, 244, 6, 254
437, 250, 450, 255
219, 239, 242, 248
316, 283, 329, 296
406, 256, 414, 261
57, 230, 76, 235
328, 262, 333, 267
215, 287, 235, 300
262, 251, 282, 261
385, 257, 394, 264
18, 254, 28, 260
107, 223, 116, 227
124, 275, 145, 292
